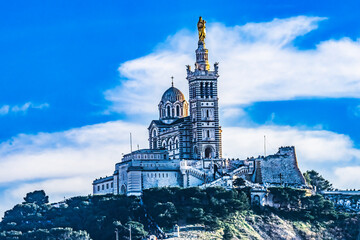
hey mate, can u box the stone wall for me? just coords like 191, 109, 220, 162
142, 171, 181, 189
256, 146, 306, 186
93, 176, 114, 195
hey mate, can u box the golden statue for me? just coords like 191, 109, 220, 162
197, 16, 206, 42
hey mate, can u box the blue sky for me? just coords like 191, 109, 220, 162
0, 0, 360, 214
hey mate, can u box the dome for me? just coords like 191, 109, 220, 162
161, 87, 185, 103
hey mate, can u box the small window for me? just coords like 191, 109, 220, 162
106, 183, 109, 189
111, 182, 113, 188
166, 173, 168, 177
176, 105, 180, 116
163, 173, 164, 177
97, 186, 100, 191
167, 106, 171, 117
102, 185, 104, 190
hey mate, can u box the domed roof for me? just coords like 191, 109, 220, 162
161, 86, 185, 103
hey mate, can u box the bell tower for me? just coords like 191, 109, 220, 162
187, 17, 222, 160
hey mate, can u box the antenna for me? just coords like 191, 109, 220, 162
130, 132, 133, 153
264, 135, 266, 157
137, 144, 139, 150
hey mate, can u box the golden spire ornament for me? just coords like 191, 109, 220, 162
197, 16, 206, 43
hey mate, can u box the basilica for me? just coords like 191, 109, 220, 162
93, 17, 306, 197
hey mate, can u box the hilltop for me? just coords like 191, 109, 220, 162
0, 187, 359, 240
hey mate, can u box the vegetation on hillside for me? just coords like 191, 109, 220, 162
0, 184, 359, 239
303, 170, 333, 191
142, 187, 250, 229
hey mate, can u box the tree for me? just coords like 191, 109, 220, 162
23, 190, 49, 205
233, 177, 246, 188
151, 202, 178, 228
223, 224, 233, 240
269, 187, 306, 210
125, 221, 148, 240
301, 194, 336, 220
303, 170, 333, 192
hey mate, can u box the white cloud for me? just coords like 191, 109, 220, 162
7, 177, 92, 201
0, 105, 10, 115
0, 121, 147, 184
105, 16, 360, 115
11, 102, 32, 113
334, 166, 360, 190
0, 120, 148, 216
0, 102, 49, 115
223, 125, 360, 163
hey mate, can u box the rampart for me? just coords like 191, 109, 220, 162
255, 146, 306, 186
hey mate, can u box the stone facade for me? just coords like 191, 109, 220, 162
253, 146, 306, 187
322, 190, 360, 213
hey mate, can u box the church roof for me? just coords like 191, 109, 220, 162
160, 86, 185, 103
149, 116, 190, 128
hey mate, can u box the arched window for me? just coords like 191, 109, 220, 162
172, 108, 175, 117
162, 140, 166, 149
210, 82, 213, 98
205, 146, 213, 159
168, 139, 173, 150
167, 106, 171, 117
200, 82, 204, 98
176, 105, 180, 116
253, 195, 261, 205
175, 138, 179, 149
193, 146, 198, 159
120, 185, 126, 194
207, 130, 210, 138
206, 109, 209, 118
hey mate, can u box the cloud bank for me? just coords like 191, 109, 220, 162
105, 16, 360, 115
0, 121, 148, 216
0, 102, 49, 116
0, 120, 359, 217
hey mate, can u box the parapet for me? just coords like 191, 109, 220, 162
254, 146, 306, 187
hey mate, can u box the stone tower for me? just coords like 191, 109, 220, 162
186, 17, 222, 159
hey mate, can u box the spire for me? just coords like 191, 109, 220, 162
195, 17, 210, 71
171, 76, 174, 87
197, 16, 206, 44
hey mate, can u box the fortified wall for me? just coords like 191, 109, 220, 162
254, 146, 306, 186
